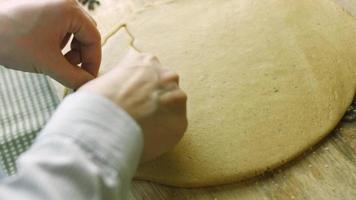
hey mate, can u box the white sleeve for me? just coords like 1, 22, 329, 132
0, 91, 143, 200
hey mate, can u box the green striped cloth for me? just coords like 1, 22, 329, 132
0, 66, 59, 175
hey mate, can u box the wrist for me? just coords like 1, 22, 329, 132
39, 91, 144, 172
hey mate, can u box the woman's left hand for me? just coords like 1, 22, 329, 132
0, 0, 101, 89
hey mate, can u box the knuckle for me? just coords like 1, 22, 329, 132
141, 54, 159, 64
171, 72, 180, 80
63, 0, 78, 8
61, 0, 80, 15
161, 69, 180, 83
166, 69, 178, 77
170, 90, 188, 103
65, 0, 78, 6
92, 29, 101, 44
179, 90, 188, 101
92, 18, 98, 27
180, 117, 188, 133
148, 55, 159, 62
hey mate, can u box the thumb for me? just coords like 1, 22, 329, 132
49, 54, 95, 89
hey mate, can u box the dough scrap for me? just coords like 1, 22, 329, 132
100, 0, 356, 187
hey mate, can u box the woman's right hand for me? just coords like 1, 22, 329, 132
80, 49, 188, 162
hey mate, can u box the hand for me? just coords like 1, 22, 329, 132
80, 49, 188, 162
0, 0, 101, 89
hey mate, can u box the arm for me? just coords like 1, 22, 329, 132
0, 92, 143, 200
0, 0, 187, 197
0, 49, 187, 199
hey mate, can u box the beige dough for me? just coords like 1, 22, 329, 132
99, 0, 356, 187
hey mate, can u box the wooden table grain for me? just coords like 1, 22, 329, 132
127, 118, 356, 200
92, 1, 356, 199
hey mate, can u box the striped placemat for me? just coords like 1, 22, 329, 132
0, 66, 59, 175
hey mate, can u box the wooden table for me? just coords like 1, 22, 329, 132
127, 116, 356, 200
89, 1, 356, 199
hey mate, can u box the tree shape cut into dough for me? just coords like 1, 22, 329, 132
99, 0, 356, 187
102, 24, 140, 52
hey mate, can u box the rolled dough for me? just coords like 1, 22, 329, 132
98, 0, 356, 187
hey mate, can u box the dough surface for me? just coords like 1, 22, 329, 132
99, 0, 356, 187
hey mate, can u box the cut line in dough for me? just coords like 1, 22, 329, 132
101, 24, 141, 52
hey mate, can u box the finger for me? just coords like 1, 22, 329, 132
141, 53, 161, 66
119, 49, 162, 70
71, 37, 81, 51
49, 52, 95, 89
69, 8, 101, 77
160, 69, 179, 84
159, 89, 188, 111
160, 81, 179, 93
78, 4, 98, 27
64, 50, 81, 66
